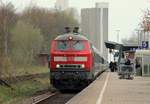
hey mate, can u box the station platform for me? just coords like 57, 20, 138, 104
66, 72, 150, 104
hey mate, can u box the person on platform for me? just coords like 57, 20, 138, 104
109, 61, 114, 72
125, 57, 131, 65
113, 61, 117, 72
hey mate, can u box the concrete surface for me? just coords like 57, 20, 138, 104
66, 72, 150, 104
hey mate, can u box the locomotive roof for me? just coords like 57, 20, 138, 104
54, 33, 88, 41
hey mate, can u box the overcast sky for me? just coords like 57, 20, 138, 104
3, 0, 150, 42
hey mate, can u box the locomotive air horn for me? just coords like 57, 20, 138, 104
65, 27, 71, 33
73, 27, 79, 34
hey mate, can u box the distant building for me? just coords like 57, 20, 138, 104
55, 0, 69, 10
38, 53, 48, 67
81, 2, 109, 59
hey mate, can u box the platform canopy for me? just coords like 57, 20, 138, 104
123, 44, 139, 52
105, 41, 138, 51
105, 41, 122, 50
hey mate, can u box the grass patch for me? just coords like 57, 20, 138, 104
0, 86, 14, 103
14, 66, 49, 76
0, 66, 51, 104
0, 77, 51, 104
1, 66, 49, 78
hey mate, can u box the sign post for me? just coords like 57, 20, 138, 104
142, 41, 149, 49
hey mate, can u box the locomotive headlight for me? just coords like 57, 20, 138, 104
81, 64, 85, 68
74, 57, 87, 62
56, 64, 60, 68
54, 56, 67, 62
68, 36, 73, 40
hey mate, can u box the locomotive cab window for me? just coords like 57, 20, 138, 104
56, 41, 69, 50
56, 40, 85, 51
72, 41, 85, 51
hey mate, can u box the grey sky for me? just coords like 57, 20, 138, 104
3, 0, 150, 42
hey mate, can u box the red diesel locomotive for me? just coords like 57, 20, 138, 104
49, 31, 108, 90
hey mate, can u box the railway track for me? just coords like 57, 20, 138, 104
32, 91, 76, 104
31, 91, 58, 104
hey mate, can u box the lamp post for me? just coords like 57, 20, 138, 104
135, 29, 142, 49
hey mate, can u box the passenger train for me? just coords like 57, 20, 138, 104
49, 28, 108, 90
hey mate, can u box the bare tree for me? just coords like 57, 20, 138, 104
0, 2, 17, 56
21, 6, 79, 51
141, 9, 150, 32
122, 9, 150, 45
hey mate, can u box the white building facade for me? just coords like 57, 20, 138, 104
81, 2, 109, 59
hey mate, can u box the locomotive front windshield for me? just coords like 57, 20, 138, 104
57, 41, 69, 50
56, 40, 85, 51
